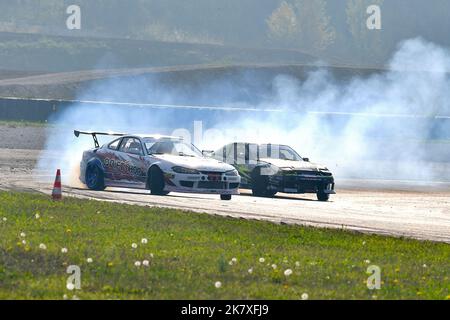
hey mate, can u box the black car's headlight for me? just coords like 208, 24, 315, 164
225, 169, 239, 176
172, 166, 200, 174
280, 168, 296, 175
259, 164, 279, 176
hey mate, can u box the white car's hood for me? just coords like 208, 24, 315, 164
259, 158, 326, 171
154, 154, 234, 172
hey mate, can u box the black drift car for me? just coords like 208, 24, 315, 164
213, 142, 335, 201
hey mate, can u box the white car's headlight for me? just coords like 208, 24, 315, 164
172, 166, 200, 174
225, 169, 239, 176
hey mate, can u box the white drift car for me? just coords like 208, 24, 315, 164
75, 131, 241, 200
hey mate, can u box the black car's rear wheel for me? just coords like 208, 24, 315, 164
317, 191, 330, 202
149, 166, 169, 195
85, 165, 105, 191
251, 167, 276, 197
220, 194, 232, 201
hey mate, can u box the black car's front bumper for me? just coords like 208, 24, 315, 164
269, 173, 335, 194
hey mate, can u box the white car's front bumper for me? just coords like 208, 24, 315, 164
163, 171, 241, 195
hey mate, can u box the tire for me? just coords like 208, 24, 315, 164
149, 166, 168, 195
85, 165, 105, 191
317, 192, 330, 202
251, 167, 276, 197
220, 194, 232, 201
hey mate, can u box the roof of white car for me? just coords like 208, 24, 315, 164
132, 134, 183, 140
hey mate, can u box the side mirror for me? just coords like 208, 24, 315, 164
303, 158, 310, 162
202, 150, 215, 157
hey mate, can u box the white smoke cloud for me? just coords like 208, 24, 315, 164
36, 38, 450, 186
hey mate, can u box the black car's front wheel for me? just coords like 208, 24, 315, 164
85, 165, 105, 191
149, 166, 169, 195
220, 194, 232, 201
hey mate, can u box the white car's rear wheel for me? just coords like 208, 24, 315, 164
85, 165, 105, 191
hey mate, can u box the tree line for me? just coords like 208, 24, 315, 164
1, 0, 449, 65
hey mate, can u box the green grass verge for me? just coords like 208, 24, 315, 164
0, 191, 448, 300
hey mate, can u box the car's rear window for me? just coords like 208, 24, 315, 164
108, 138, 121, 150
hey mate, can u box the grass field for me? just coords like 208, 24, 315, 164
0, 191, 448, 300
0, 120, 50, 127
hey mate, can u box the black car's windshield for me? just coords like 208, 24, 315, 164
144, 138, 202, 157
258, 144, 302, 161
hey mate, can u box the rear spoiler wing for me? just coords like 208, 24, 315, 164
74, 130, 126, 148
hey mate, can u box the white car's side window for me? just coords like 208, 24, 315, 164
120, 138, 143, 155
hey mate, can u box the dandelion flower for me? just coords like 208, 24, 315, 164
362, 241, 366, 245
214, 281, 222, 288
422, 264, 427, 268
295, 261, 300, 267
22, 240, 26, 245
284, 269, 293, 276
142, 260, 150, 267
271, 264, 277, 269
134, 261, 141, 267
2, 217, 7, 221
150, 253, 154, 258
141, 238, 148, 244
364, 259, 370, 264
39, 243, 47, 250
61, 248, 68, 253
66, 283, 75, 291
131, 243, 138, 249
86, 258, 93, 263
63, 294, 69, 300
231, 257, 237, 263
35, 214, 40, 219
301, 293, 309, 300
259, 258, 265, 263
248, 268, 253, 274
20, 232, 26, 238
228, 261, 234, 266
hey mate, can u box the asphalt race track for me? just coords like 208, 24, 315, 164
0, 125, 449, 243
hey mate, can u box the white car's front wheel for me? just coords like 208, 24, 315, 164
149, 166, 169, 196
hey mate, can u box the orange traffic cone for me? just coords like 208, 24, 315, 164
52, 169, 62, 201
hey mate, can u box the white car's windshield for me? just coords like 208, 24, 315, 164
144, 138, 202, 157
258, 144, 302, 161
